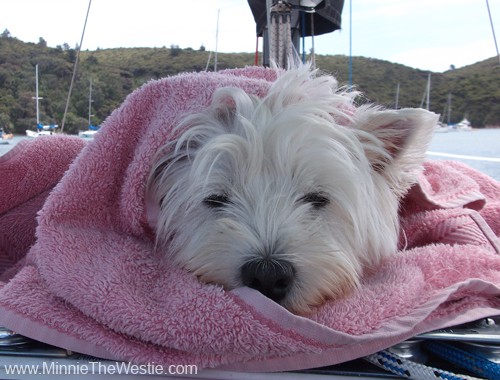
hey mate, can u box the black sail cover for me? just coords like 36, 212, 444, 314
247, 0, 345, 37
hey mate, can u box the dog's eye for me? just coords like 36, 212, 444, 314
203, 194, 230, 209
300, 192, 330, 209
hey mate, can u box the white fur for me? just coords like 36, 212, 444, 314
148, 66, 438, 314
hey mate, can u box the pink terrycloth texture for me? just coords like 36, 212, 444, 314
0, 136, 86, 282
0, 67, 499, 372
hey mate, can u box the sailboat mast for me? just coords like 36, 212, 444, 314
420, 73, 431, 110
486, 0, 500, 66
214, 9, 220, 72
88, 77, 93, 127
447, 92, 452, 125
348, 0, 353, 86
394, 82, 400, 109
426, 73, 431, 111
35, 64, 40, 125
32, 64, 43, 126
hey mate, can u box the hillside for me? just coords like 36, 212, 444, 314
1, 34, 499, 135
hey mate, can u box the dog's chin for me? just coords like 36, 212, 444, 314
279, 276, 360, 315
188, 253, 362, 316
193, 278, 358, 316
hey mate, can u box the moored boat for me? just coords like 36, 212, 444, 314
26, 123, 59, 138
78, 125, 100, 139
453, 118, 473, 131
25, 64, 59, 138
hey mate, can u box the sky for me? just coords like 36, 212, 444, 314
0, 0, 498, 73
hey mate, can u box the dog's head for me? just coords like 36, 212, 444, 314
148, 66, 438, 314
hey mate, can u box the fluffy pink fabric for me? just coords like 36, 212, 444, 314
0, 136, 86, 282
0, 68, 499, 372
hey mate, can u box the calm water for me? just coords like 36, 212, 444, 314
427, 128, 500, 181
2, 129, 500, 180
0, 136, 26, 157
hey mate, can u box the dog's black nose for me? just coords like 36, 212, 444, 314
241, 259, 295, 303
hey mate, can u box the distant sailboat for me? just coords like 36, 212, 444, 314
454, 118, 473, 131
434, 92, 453, 133
420, 73, 449, 133
26, 64, 58, 137
78, 77, 101, 139
441, 92, 472, 131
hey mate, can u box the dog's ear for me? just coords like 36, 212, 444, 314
150, 101, 236, 187
151, 137, 200, 180
356, 108, 438, 196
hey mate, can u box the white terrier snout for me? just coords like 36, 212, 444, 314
241, 259, 295, 303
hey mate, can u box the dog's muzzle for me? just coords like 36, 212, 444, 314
240, 259, 295, 303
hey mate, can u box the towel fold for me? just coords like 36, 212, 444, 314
0, 67, 499, 372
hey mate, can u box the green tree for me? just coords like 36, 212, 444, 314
1, 29, 11, 38
0, 112, 12, 131
170, 44, 181, 57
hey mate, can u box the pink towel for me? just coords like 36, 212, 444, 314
0, 67, 499, 372
0, 136, 86, 282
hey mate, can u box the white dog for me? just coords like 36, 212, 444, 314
148, 66, 438, 314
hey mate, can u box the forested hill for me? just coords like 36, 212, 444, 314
1, 34, 499, 135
